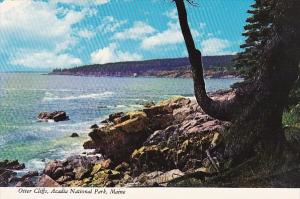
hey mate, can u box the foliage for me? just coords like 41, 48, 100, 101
51, 56, 234, 76
234, 0, 273, 79
283, 104, 300, 127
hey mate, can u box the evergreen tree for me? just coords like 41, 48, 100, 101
234, 0, 273, 79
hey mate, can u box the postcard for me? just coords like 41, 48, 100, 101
0, 0, 299, 198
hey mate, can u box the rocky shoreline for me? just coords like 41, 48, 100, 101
1, 90, 235, 187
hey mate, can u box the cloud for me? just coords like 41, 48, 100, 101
11, 50, 82, 69
0, 0, 89, 68
98, 16, 127, 33
0, 1, 84, 41
113, 21, 156, 40
52, 0, 110, 6
91, 43, 143, 64
200, 38, 233, 55
165, 8, 178, 20
77, 29, 95, 39
141, 22, 199, 50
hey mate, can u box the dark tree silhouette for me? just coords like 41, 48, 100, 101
174, 0, 300, 169
234, 0, 273, 79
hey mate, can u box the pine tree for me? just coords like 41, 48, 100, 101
234, 0, 273, 79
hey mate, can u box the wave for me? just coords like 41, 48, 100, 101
42, 91, 114, 101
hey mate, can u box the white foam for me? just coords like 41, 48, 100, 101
26, 158, 47, 171
116, 105, 127, 108
42, 91, 114, 101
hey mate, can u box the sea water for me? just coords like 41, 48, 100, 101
0, 73, 242, 171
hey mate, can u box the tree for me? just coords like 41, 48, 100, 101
174, 0, 300, 174
234, 0, 273, 79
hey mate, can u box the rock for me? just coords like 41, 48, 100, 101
70, 133, 79, 137
74, 167, 90, 180
43, 160, 63, 179
211, 132, 223, 148
16, 178, 34, 187
65, 180, 85, 187
100, 159, 112, 169
37, 175, 61, 187
42, 155, 104, 185
109, 112, 125, 121
83, 97, 195, 164
148, 114, 174, 130
106, 170, 122, 180
90, 124, 99, 129
56, 175, 72, 184
38, 111, 69, 122
0, 159, 25, 170
79, 92, 232, 181
131, 145, 173, 174
150, 169, 184, 186
83, 140, 96, 149
114, 162, 129, 173
131, 169, 185, 187
53, 167, 64, 179
91, 172, 109, 186
66, 155, 100, 169
0, 169, 16, 186
0, 160, 26, 187
8, 176, 20, 184
105, 180, 115, 187
143, 102, 155, 108
86, 111, 150, 163
91, 163, 103, 176
91, 159, 112, 176
143, 105, 172, 117
101, 112, 125, 124
20, 171, 39, 181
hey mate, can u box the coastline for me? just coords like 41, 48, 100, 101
49, 69, 240, 79
1, 88, 299, 187
1, 89, 235, 187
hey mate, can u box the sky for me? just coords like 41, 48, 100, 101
0, 0, 253, 71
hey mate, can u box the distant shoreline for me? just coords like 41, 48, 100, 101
48, 55, 239, 79
49, 69, 240, 79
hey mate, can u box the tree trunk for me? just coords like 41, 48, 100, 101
175, 0, 300, 167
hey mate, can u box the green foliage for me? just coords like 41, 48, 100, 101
234, 0, 273, 79
283, 104, 300, 127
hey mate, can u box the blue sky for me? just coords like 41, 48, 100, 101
0, 0, 253, 71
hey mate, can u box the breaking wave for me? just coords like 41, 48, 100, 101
42, 91, 114, 101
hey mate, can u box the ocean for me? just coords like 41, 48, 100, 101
0, 73, 242, 171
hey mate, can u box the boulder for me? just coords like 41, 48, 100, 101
56, 175, 72, 184
38, 111, 69, 122
83, 97, 194, 164
85, 111, 150, 163
74, 167, 90, 180
0, 159, 26, 187
37, 175, 61, 187
90, 124, 99, 129
16, 178, 34, 187
114, 162, 130, 172
143, 102, 155, 108
43, 160, 63, 180
0, 169, 16, 186
83, 140, 95, 149
70, 133, 79, 137
20, 171, 39, 181
0, 159, 25, 170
